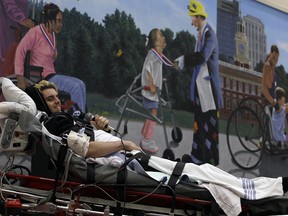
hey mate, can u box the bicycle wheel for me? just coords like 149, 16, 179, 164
226, 106, 264, 169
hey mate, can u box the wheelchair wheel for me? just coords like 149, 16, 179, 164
226, 106, 264, 169
171, 127, 183, 143
238, 97, 265, 119
162, 148, 175, 161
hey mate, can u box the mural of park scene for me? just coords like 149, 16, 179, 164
1, 0, 288, 184
3, 4, 288, 215
25, 0, 287, 119
36, 0, 288, 176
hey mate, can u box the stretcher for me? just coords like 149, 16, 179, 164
1, 148, 288, 216
1, 78, 288, 216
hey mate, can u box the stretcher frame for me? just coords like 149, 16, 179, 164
0, 171, 247, 216
2, 154, 288, 216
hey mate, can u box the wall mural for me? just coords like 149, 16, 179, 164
1, 0, 288, 177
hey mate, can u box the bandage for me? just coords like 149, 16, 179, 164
67, 130, 90, 158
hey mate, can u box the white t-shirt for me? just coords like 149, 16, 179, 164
141, 50, 163, 102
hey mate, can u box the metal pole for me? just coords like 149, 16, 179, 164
32, 0, 36, 20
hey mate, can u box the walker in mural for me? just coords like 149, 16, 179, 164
226, 97, 288, 170
114, 73, 182, 159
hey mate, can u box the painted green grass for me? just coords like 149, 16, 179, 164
87, 93, 228, 133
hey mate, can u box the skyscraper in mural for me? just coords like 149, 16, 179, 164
217, 0, 240, 64
243, 15, 267, 70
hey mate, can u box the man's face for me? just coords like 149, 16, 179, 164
278, 96, 286, 107
270, 51, 279, 66
50, 12, 63, 33
191, 16, 201, 31
42, 88, 61, 113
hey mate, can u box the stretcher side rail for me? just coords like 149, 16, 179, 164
14, 172, 288, 216
0, 172, 230, 216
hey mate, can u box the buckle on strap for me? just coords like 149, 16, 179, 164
84, 124, 94, 140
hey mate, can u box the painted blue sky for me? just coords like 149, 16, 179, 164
48, 0, 288, 70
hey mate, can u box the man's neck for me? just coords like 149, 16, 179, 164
198, 21, 206, 32
153, 46, 163, 55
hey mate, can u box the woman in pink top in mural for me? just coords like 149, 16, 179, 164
14, 3, 87, 112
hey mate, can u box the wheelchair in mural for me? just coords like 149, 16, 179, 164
226, 97, 288, 170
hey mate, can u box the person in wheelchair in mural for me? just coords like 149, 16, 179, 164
271, 87, 288, 148
14, 3, 87, 113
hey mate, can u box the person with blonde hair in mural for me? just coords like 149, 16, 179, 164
174, 0, 223, 165
140, 28, 174, 153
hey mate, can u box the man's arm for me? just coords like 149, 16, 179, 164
3, 0, 27, 24
262, 63, 274, 105
86, 140, 141, 158
184, 30, 215, 67
0, 77, 37, 120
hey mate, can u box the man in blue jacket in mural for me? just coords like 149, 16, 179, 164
174, 0, 223, 166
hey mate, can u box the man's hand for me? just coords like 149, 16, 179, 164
174, 55, 184, 71
21, 18, 35, 28
91, 114, 110, 131
16, 75, 27, 90
123, 140, 142, 151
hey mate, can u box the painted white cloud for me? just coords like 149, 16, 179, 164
278, 41, 288, 53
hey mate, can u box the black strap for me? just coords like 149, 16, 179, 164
115, 152, 150, 213
84, 124, 94, 140
70, 122, 95, 141
51, 144, 67, 202
86, 163, 96, 184
120, 152, 149, 168
117, 152, 145, 185
138, 153, 150, 170
167, 162, 185, 190
165, 161, 185, 212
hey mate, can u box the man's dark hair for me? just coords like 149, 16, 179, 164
196, 15, 206, 20
275, 87, 286, 101
43, 3, 62, 25
270, 45, 279, 54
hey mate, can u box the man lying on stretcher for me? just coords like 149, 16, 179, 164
2, 77, 288, 215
